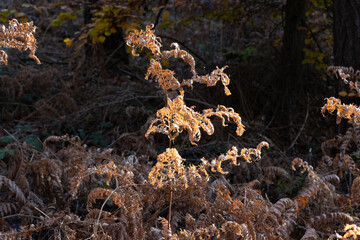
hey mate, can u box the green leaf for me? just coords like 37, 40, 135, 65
0, 148, 15, 159
25, 135, 43, 152
16, 124, 31, 132
89, 132, 106, 148
0, 136, 14, 144
99, 121, 113, 129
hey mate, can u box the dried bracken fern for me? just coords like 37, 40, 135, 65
327, 66, 360, 94
126, 24, 231, 95
203, 142, 269, 174
0, 19, 40, 65
339, 224, 360, 239
323, 66, 360, 125
126, 24, 162, 58
148, 148, 211, 192
322, 97, 360, 125
126, 24, 268, 237
145, 89, 246, 144
0, 175, 26, 207
308, 212, 357, 229
351, 176, 360, 205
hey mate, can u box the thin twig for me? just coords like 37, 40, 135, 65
116, 66, 148, 83
93, 187, 119, 236
105, 42, 124, 66
34, 206, 50, 219
288, 96, 310, 150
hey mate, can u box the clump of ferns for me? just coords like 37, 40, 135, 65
42, 135, 146, 238
322, 66, 360, 189
126, 24, 268, 232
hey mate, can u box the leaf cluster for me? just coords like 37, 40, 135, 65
0, 19, 40, 65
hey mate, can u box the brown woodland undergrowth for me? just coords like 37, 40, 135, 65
1, 21, 360, 240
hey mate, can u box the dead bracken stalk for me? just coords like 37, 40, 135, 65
126, 24, 268, 232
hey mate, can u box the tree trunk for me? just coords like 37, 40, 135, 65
333, 0, 360, 70
276, 0, 306, 144
333, 0, 360, 134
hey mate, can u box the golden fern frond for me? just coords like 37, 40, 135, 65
127, 25, 232, 95
224, 142, 269, 164
192, 66, 231, 95
162, 42, 196, 77
202, 142, 269, 174
145, 90, 246, 144
87, 188, 123, 211
295, 181, 320, 211
327, 66, 360, 94
322, 97, 360, 125
145, 58, 180, 91
148, 148, 188, 190
203, 104, 245, 136
126, 24, 161, 58
148, 148, 209, 190
340, 224, 360, 240
0, 19, 40, 65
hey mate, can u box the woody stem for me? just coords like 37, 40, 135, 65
168, 138, 172, 230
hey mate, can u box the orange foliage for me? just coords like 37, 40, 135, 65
0, 19, 40, 65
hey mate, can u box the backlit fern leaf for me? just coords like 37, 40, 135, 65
322, 97, 360, 125
126, 24, 231, 95
87, 188, 123, 211
339, 224, 360, 239
0, 19, 40, 65
204, 142, 269, 174
327, 66, 360, 94
148, 148, 188, 190
145, 89, 245, 144
126, 24, 161, 58
145, 59, 180, 91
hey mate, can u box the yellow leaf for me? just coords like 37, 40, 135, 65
63, 38, 72, 46
338, 91, 347, 97
162, 60, 170, 68
162, 10, 170, 20
98, 35, 106, 43
20, 16, 28, 23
